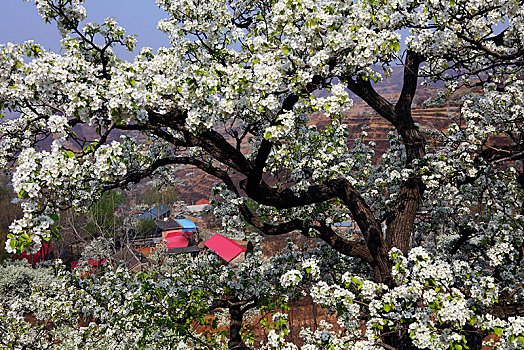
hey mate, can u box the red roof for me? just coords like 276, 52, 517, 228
162, 229, 183, 239
196, 198, 210, 205
204, 234, 246, 262
18, 242, 52, 266
165, 232, 189, 249
71, 259, 107, 269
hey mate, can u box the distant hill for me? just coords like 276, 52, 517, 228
1, 67, 459, 203
175, 68, 458, 203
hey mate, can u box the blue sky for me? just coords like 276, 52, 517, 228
0, 1, 170, 60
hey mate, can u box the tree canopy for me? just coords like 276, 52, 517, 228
1, 0, 524, 349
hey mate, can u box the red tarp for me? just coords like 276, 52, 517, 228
18, 242, 52, 266
204, 234, 246, 262
162, 229, 183, 239
165, 232, 189, 249
71, 259, 107, 269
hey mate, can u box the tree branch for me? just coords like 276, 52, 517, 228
345, 77, 397, 124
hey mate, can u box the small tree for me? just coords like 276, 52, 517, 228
141, 184, 178, 207
85, 189, 125, 238
134, 218, 156, 237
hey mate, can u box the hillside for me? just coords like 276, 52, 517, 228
174, 71, 459, 203
1, 68, 459, 204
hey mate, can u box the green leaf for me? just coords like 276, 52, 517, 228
389, 41, 401, 52
494, 327, 503, 337
383, 304, 391, 312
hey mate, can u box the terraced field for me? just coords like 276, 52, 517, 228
175, 85, 460, 203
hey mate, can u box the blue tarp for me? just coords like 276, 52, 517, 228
176, 219, 197, 232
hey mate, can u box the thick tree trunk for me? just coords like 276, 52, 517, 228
383, 332, 417, 350
228, 298, 249, 350
517, 170, 524, 216
385, 51, 426, 255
